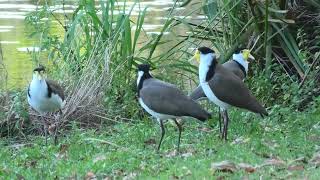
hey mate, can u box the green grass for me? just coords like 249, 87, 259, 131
1, 107, 320, 179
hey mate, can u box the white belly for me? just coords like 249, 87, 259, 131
28, 80, 64, 114
201, 82, 230, 110
138, 98, 175, 122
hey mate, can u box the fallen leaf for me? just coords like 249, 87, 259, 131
260, 157, 286, 167
308, 135, 320, 142
198, 127, 213, 133
262, 140, 279, 150
16, 174, 25, 180
309, 152, 320, 167
216, 176, 225, 180
93, 154, 106, 163
123, 172, 137, 180
165, 150, 178, 158
291, 157, 307, 164
59, 144, 69, 154
171, 174, 180, 179
48, 123, 57, 135
112, 169, 125, 176
231, 137, 250, 145
288, 165, 304, 171
144, 138, 156, 145
181, 152, 193, 158
238, 163, 256, 173
24, 160, 37, 168
85, 172, 96, 180
211, 161, 237, 173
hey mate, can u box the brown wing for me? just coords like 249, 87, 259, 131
222, 61, 245, 80
46, 79, 65, 101
209, 65, 267, 115
189, 85, 206, 101
190, 61, 245, 101
140, 79, 210, 121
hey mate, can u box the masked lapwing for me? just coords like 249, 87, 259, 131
27, 65, 65, 145
137, 64, 211, 151
190, 48, 255, 133
194, 47, 267, 141
190, 48, 255, 101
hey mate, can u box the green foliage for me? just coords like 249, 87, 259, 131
0, 91, 30, 138
0, 109, 320, 178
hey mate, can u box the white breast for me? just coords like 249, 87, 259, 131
28, 79, 64, 114
138, 98, 175, 122
201, 82, 230, 111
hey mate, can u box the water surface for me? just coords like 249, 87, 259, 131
0, 0, 204, 89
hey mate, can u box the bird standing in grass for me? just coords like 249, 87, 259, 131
194, 47, 267, 141
190, 48, 255, 100
190, 48, 255, 133
27, 65, 65, 145
136, 64, 211, 152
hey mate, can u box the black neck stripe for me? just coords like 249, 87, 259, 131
137, 72, 152, 97
233, 60, 246, 77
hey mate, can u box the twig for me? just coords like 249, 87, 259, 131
84, 138, 128, 151
299, 53, 320, 88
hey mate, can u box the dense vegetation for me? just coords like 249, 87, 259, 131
0, 0, 319, 178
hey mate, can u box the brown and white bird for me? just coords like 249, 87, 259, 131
194, 47, 267, 140
27, 65, 65, 145
137, 64, 211, 151
190, 48, 255, 133
190, 48, 255, 100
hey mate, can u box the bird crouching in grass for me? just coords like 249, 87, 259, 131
27, 65, 65, 145
194, 47, 268, 141
136, 64, 211, 152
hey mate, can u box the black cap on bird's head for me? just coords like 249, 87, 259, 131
33, 65, 46, 72
197, 47, 215, 54
234, 47, 247, 54
233, 47, 255, 61
32, 65, 47, 80
193, 47, 215, 64
137, 64, 150, 73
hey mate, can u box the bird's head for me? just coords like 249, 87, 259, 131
137, 64, 150, 73
33, 65, 46, 80
193, 46, 216, 64
137, 64, 152, 86
234, 48, 255, 62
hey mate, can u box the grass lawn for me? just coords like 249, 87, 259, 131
0, 107, 320, 179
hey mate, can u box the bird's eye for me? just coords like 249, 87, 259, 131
240, 50, 243, 53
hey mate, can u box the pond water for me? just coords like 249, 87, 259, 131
0, 0, 205, 89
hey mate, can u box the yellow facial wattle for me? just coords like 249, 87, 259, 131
35, 71, 45, 80
242, 49, 255, 61
193, 50, 200, 64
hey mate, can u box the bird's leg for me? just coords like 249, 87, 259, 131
218, 107, 222, 135
42, 116, 48, 146
157, 119, 165, 151
173, 119, 182, 152
53, 109, 63, 145
223, 110, 229, 141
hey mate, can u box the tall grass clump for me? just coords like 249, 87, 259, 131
0, 0, 181, 137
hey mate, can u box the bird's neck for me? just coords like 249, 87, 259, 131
199, 54, 216, 83
31, 76, 47, 88
232, 53, 248, 73
137, 71, 152, 96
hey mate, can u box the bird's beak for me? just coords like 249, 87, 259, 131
242, 49, 255, 62
192, 50, 200, 64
